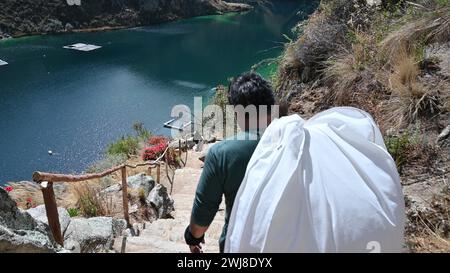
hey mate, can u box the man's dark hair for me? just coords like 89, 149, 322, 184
228, 72, 275, 108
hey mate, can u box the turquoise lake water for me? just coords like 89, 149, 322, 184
0, 1, 317, 184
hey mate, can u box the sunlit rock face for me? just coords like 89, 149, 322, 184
0, 188, 58, 253
0, 0, 251, 38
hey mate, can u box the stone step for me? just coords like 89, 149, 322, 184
125, 234, 189, 253
123, 233, 219, 253
115, 144, 224, 253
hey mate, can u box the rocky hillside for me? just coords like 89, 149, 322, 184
0, 170, 176, 253
274, 0, 449, 252
0, 0, 251, 39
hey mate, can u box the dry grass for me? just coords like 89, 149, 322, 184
323, 39, 372, 104
407, 234, 450, 252
7, 181, 81, 209
278, 10, 348, 90
406, 184, 450, 252
387, 48, 440, 125
74, 182, 117, 218
324, 53, 359, 94
321, 29, 386, 112
6, 182, 44, 209
381, 8, 450, 64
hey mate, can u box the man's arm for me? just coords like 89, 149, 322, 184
186, 148, 224, 252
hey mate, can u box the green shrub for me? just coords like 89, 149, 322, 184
106, 122, 152, 158
436, 0, 450, 8
107, 136, 139, 158
385, 133, 413, 170
67, 208, 79, 218
385, 129, 424, 171
133, 121, 152, 140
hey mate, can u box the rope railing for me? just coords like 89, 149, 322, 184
32, 140, 187, 246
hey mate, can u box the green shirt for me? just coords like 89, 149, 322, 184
191, 131, 260, 252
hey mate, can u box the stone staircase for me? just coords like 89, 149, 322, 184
114, 145, 225, 253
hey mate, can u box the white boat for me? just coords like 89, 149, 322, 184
63, 43, 102, 51
0, 59, 8, 66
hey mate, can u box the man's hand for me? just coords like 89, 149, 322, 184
185, 225, 206, 253
189, 238, 205, 253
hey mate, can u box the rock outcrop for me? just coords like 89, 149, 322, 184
127, 172, 155, 197
27, 205, 71, 235
63, 216, 126, 253
147, 184, 174, 219
0, 0, 252, 38
0, 188, 59, 253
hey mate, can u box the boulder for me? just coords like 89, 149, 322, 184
65, 23, 74, 32
146, 184, 174, 219
0, 188, 58, 253
64, 217, 114, 253
27, 205, 71, 235
112, 218, 128, 238
127, 173, 155, 197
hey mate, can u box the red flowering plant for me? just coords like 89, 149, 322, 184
4, 186, 13, 193
142, 136, 169, 161
148, 136, 168, 146
142, 136, 182, 168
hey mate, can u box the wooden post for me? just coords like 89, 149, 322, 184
156, 164, 161, 184
178, 139, 182, 160
165, 152, 174, 194
41, 182, 63, 246
121, 236, 127, 253
184, 140, 188, 166
121, 167, 131, 228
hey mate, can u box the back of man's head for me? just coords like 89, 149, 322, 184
228, 72, 275, 108
228, 72, 276, 132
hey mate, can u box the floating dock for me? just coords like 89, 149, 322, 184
164, 118, 192, 131
0, 59, 8, 66
63, 43, 102, 51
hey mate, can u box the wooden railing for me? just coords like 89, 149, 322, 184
32, 141, 188, 246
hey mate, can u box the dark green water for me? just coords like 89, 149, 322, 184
0, 1, 317, 184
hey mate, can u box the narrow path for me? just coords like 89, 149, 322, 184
119, 144, 225, 253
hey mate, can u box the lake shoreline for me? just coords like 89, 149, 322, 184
0, 11, 249, 42
0, 26, 129, 41
0, 1, 252, 41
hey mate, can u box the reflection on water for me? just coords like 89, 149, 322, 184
173, 80, 208, 90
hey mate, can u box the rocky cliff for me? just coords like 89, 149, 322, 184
0, 0, 252, 39
275, 0, 449, 252
0, 187, 59, 253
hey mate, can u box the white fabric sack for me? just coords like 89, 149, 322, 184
225, 107, 405, 253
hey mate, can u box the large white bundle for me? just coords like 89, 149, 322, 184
225, 107, 405, 253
